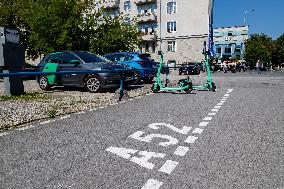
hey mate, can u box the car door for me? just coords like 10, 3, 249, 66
58, 52, 84, 85
41, 53, 62, 85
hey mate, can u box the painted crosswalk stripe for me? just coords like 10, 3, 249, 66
184, 136, 198, 144
174, 146, 189, 157
213, 106, 221, 109
192, 128, 204, 134
203, 117, 212, 121
16, 125, 35, 131
208, 112, 216, 116
199, 122, 209, 127
141, 179, 163, 189
158, 160, 179, 174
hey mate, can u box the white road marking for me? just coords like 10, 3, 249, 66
75, 111, 85, 115
214, 105, 222, 109
16, 125, 35, 131
128, 98, 134, 101
98, 106, 107, 109
199, 122, 209, 127
131, 151, 166, 169
227, 89, 234, 93
173, 146, 189, 156
60, 115, 70, 120
129, 131, 179, 147
217, 103, 223, 106
158, 160, 179, 174
40, 120, 55, 125
89, 108, 97, 111
184, 136, 198, 144
224, 94, 230, 97
141, 179, 163, 189
106, 147, 137, 159
0, 132, 8, 137
208, 112, 216, 116
136, 96, 142, 99
148, 123, 192, 135
221, 99, 227, 101
220, 100, 226, 103
192, 128, 204, 134
203, 117, 212, 121
211, 109, 219, 112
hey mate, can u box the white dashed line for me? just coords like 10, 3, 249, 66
217, 103, 223, 106
192, 128, 204, 134
89, 108, 97, 111
199, 122, 209, 127
203, 117, 212, 121
128, 98, 134, 101
224, 94, 230, 97
75, 111, 85, 115
141, 179, 163, 189
60, 115, 70, 120
214, 105, 222, 109
184, 136, 198, 144
208, 112, 216, 116
0, 132, 8, 137
173, 146, 189, 157
16, 125, 35, 131
158, 160, 179, 174
98, 106, 107, 109
220, 100, 226, 103
40, 120, 55, 125
211, 109, 219, 112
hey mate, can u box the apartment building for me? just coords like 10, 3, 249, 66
96, 0, 212, 63
213, 26, 249, 62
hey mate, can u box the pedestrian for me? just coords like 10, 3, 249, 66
258, 63, 262, 75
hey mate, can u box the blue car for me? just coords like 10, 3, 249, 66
105, 52, 156, 83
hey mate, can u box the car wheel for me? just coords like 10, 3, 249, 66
39, 76, 51, 90
84, 75, 102, 93
132, 71, 141, 85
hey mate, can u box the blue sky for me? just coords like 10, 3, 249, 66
213, 0, 284, 39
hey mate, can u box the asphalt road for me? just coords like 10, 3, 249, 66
1, 71, 283, 189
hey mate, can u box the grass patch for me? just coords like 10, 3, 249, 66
0, 92, 51, 102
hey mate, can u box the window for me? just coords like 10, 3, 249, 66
44, 53, 62, 64
168, 41, 176, 52
152, 43, 156, 53
146, 43, 149, 52
167, 2, 177, 14
228, 32, 233, 36
62, 52, 80, 64
124, 1, 131, 11
167, 21, 176, 33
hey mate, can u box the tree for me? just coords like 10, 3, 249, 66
244, 34, 273, 67
272, 34, 284, 66
0, 0, 142, 59
90, 14, 142, 55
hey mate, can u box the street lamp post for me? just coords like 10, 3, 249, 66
243, 9, 255, 26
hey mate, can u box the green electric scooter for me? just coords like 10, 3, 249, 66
152, 51, 193, 93
152, 42, 216, 93
192, 42, 216, 92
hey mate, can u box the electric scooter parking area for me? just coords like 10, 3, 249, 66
152, 51, 193, 93
152, 42, 216, 93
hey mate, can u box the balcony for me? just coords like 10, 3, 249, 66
134, 0, 156, 5
142, 33, 157, 41
137, 13, 157, 23
101, 0, 120, 9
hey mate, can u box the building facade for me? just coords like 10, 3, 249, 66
96, 0, 212, 63
213, 26, 249, 62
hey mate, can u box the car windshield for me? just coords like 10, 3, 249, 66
74, 52, 107, 63
138, 54, 152, 61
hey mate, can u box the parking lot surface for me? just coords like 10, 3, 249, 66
1, 71, 284, 189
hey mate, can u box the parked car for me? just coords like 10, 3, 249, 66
179, 62, 200, 75
37, 51, 135, 93
104, 52, 156, 83
151, 62, 170, 74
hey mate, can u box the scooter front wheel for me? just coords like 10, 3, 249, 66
151, 84, 160, 93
